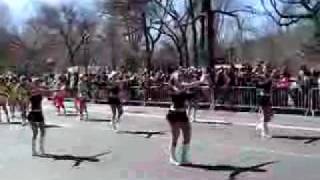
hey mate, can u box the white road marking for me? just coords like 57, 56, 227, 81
43, 103, 320, 132
84, 107, 320, 132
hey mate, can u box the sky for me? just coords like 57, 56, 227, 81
0, 0, 98, 26
1, 0, 263, 22
0, 0, 272, 38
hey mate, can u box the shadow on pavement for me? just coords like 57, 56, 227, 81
9, 122, 23, 125
194, 121, 233, 126
37, 151, 112, 167
44, 124, 63, 129
272, 135, 320, 144
60, 113, 78, 117
0, 121, 21, 125
86, 119, 111, 122
117, 130, 166, 138
128, 111, 146, 114
182, 161, 277, 180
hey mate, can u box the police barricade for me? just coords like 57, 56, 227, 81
144, 85, 171, 105
127, 86, 145, 104
310, 88, 320, 116
214, 86, 257, 109
271, 87, 308, 111
198, 86, 212, 106
74, 85, 314, 115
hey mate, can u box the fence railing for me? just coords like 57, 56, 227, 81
50, 85, 320, 116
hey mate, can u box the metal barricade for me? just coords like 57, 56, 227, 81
144, 85, 171, 104
311, 88, 320, 116
89, 84, 316, 116
127, 86, 144, 103
214, 86, 257, 109
271, 88, 305, 110
198, 86, 212, 106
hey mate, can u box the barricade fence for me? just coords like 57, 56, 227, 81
49, 86, 320, 116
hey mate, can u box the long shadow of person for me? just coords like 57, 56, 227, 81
272, 135, 320, 144
0, 122, 62, 129
37, 151, 112, 167
117, 130, 166, 138
44, 124, 63, 129
194, 121, 233, 126
85, 119, 111, 122
182, 161, 278, 180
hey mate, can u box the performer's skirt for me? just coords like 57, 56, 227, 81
28, 111, 44, 123
166, 110, 189, 123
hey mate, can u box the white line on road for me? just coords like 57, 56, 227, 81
119, 111, 320, 133
44, 104, 320, 132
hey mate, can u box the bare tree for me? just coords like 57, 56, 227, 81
260, 0, 320, 26
7, 19, 59, 74
260, 0, 320, 54
153, 0, 192, 66
38, 4, 97, 66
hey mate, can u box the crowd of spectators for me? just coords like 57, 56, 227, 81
38, 62, 320, 109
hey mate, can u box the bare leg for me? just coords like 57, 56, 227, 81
187, 102, 192, 120
9, 101, 16, 119
84, 102, 88, 120
79, 99, 85, 120
192, 107, 197, 122
20, 102, 28, 126
110, 105, 117, 131
180, 122, 192, 164
31, 122, 39, 156
2, 105, 10, 123
169, 122, 180, 166
116, 104, 123, 123
39, 122, 46, 155
261, 106, 272, 138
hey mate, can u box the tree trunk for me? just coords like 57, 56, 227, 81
314, 16, 320, 38
207, 10, 215, 69
111, 43, 116, 70
189, 0, 199, 67
177, 46, 184, 67
142, 12, 152, 74
200, 0, 207, 67
181, 29, 190, 67
69, 52, 76, 66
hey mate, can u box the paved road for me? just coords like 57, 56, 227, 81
1, 101, 320, 180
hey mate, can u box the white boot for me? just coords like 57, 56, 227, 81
111, 118, 117, 132
256, 122, 262, 131
181, 144, 191, 165
169, 145, 180, 166
261, 122, 271, 138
